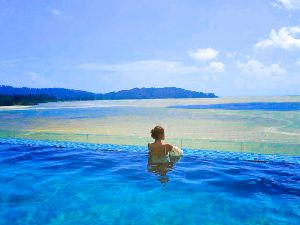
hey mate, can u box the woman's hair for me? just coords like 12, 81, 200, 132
151, 126, 165, 140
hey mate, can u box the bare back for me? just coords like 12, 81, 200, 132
148, 142, 173, 162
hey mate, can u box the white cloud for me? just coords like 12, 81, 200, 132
296, 60, 300, 66
255, 26, 300, 49
226, 51, 237, 58
271, 2, 280, 8
207, 61, 225, 73
188, 48, 219, 61
0, 59, 18, 67
52, 9, 63, 15
237, 59, 286, 78
273, 0, 300, 10
25, 72, 50, 86
77, 60, 205, 90
77, 58, 225, 82
77, 60, 200, 75
234, 60, 290, 94
27, 72, 41, 81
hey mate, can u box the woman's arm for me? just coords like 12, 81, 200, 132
147, 143, 152, 156
168, 144, 183, 156
165, 144, 173, 152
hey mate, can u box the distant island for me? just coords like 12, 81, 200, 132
0, 85, 217, 106
0, 94, 57, 106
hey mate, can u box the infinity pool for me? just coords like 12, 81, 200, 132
0, 139, 300, 225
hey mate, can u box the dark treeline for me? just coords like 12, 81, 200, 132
102, 87, 217, 99
0, 86, 218, 106
0, 94, 57, 106
0, 85, 96, 101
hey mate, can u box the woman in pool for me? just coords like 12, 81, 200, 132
148, 125, 183, 163
147, 126, 183, 183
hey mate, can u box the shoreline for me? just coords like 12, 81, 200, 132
0, 105, 32, 110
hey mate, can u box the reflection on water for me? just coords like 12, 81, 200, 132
147, 154, 182, 184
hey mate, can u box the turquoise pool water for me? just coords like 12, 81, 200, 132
0, 139, 299, 225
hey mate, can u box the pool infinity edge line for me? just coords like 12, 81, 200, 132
1, 137, 300, 165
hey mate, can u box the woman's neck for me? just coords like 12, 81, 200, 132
154, 139, 162, 144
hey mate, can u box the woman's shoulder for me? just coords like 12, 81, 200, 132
163, 143, 173, 151
148, 142, 156, 149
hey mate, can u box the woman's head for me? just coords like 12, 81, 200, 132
151, 125, 165, 140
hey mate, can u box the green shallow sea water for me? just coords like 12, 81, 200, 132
0, 97, 299, 155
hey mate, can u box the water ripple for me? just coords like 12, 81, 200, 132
0, 139, 300, 224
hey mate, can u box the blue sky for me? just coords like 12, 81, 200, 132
0, 0, 299, 96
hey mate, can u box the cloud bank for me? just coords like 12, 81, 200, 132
273, 0, 300, 10
255, 26, 300, 49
